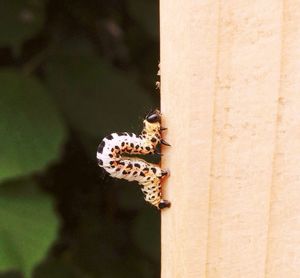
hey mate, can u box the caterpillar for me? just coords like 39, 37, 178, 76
96, 109, 171, 209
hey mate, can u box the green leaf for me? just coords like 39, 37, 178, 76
127, 0, 159, 39
0, 0, 45, 50
46, 53, 155, 139
0, 69, 66, 183
0, 179, 58, 277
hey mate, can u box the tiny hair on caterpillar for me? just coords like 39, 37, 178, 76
96, 109, 170, 209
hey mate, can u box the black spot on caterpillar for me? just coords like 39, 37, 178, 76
96, 109, 171, 209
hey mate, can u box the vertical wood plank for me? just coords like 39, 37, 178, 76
206, 1, 282, 277
160, 1, 219, 277
160, 0, 300, 277
265, 1, 300, 277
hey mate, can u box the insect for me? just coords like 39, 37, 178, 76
96, 109, 171, 209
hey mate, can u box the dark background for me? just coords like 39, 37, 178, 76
0, 0, 160, 277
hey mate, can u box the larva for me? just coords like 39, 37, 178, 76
96, 109, 171, 209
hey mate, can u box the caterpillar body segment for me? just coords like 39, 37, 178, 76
96, 110, 170, 209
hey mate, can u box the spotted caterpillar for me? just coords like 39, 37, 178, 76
96, 109, 171, 209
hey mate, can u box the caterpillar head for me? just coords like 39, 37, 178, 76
145, 109, 161, 123
143, 109, 161, 132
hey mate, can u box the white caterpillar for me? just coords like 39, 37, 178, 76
96, 109, 170, 209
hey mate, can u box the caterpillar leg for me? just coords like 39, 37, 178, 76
161, 168, 170, 178
158, 200, 171, 209
160, 139, 171, 146
141, 184, 170, 209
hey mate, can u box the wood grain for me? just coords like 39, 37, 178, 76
160, 1, 300, 277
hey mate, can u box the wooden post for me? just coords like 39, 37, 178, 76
160, 1, 300, 277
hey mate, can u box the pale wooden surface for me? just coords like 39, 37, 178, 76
160, 1, 300, 277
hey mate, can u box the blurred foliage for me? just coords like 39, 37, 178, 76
0, 70, 66, 182
0, 0, 160, 277
0, 0, 45, 54
0, 179, 58, 277
45, 52, 153, 138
